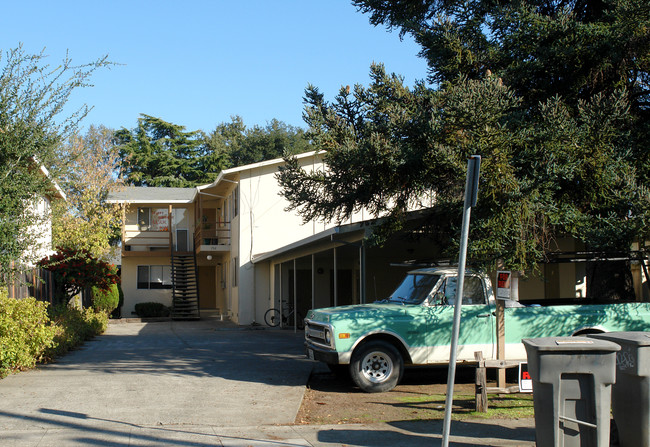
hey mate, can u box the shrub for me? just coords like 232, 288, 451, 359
46, 305, 108, 358
110, 282, 125, 319
91, 283, 119, 314
38, 247, 119, 305
0, 290, 57, 378
134, 302, 170, 318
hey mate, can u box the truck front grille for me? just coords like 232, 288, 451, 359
305, 320, 332, 349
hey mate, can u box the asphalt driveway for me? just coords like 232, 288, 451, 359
0, 319, 312, 434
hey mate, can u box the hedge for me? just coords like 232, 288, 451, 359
0, 290, 57, 377
0, 290, 108, 378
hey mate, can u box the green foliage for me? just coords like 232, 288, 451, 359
0, 290, 109, 378
278, 1, 650, 272
46, 305, 108, 358
0, 45, 110, 283
110, 282, 124, 319
115, 114, 224, 187
115, 114, 312, 188
134, 302, 170, 318
38, 247, 119, 305
204, 116, 312, 167
52, 125, 124, 258
0, 290, 57, 378
91, 283, 120, 315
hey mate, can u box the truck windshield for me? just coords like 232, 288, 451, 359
387, 274, 441, 305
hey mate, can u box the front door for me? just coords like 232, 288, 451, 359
176, 229, 188, 252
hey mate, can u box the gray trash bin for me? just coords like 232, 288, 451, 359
589, 331, 650, 447
523, 337, 620, 447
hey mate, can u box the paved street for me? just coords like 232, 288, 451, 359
0, 318, 536, 446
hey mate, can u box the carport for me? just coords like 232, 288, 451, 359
252, 218, 443, 329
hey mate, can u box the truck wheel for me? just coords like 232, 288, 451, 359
350, 341, 403, 393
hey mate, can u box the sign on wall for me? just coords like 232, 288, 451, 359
152, 208, 169, 231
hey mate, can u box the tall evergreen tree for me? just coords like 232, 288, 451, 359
115, 115, 222, 187
277, 0, 650, 273
203, 116, 311, 168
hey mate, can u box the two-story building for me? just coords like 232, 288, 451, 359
109, 151, 436, 322
6, 163, 66, 300
109, 151, 650, 324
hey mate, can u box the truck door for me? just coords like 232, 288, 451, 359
427, 275, 495, 363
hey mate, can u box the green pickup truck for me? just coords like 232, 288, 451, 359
304, 267, 650, 392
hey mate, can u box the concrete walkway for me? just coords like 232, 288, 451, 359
0, 318, 536, 446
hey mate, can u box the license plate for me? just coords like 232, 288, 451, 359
307, 349, 315, 360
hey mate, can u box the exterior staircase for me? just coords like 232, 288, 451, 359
171, 252, 200, 320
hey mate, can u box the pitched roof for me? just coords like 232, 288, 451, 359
107, 186, 196, 204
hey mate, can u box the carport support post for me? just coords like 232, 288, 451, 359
442, 155, 481, 447
293, 259, 297, 332
359, 243, 366, 304
311, 254, 315, 310
333, 247, 338, 307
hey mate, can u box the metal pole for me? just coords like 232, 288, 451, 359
293, 258, 297, 333
442, 155, 481, 447
312, 254, 315, 310
333, 247, 338, 307
360, 244, 366, 304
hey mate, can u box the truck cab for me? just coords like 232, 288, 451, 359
304, 267, 498, 392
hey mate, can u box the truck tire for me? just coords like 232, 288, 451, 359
350, 340, 404, 393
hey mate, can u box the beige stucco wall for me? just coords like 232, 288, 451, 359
120, 256, 173, 317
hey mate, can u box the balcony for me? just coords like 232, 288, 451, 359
194, 220, 231, 254
123, 229, 172, 256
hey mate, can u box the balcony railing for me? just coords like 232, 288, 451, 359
123, 229, 171, 253
194, 220, 231, 250
121, 220, 231, 255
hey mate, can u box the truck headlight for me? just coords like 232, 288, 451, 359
325, 329, 332, 345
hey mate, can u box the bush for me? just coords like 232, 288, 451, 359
47, 305, 108, 358
0, 290, 57, 378
91, 283, 119, 314
110, 282, 125, 319
38, 247, 119, 306
134, 302, 170, 318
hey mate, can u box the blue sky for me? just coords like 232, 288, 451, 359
1, 1, 429, 133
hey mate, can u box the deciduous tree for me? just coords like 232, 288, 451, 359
52, 125, 123, 259
0, 45, 109, 283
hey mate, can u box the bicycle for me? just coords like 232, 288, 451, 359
264, 300, 303, 328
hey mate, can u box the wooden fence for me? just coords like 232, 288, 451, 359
5, 264, 55, 303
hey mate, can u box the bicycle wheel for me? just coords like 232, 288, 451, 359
264, 308, 281, 327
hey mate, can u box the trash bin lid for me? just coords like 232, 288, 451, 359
522, 337, 621, 352
590, 331, 650, 347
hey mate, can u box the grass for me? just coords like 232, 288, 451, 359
395, 393, 535, 420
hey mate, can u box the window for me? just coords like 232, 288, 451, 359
388, 274, 441, 305
137, 208, 169, 231
233, 184, 239, 217
137, 265, 172, 289
138, 208, 150, 231
229, 185, 239, 219
232, 256, 238, 287
441, 276, 486, 305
